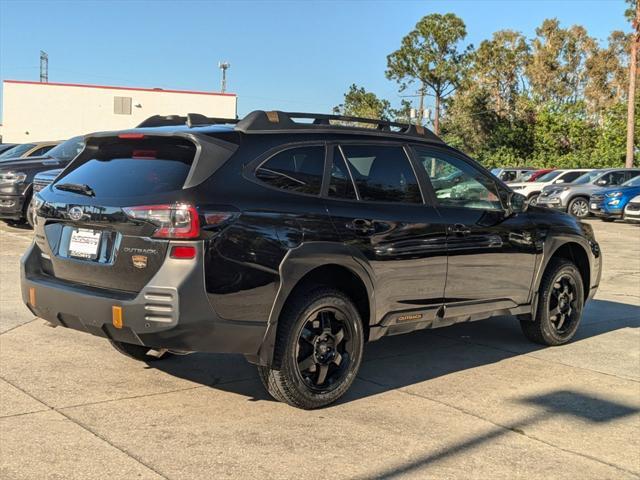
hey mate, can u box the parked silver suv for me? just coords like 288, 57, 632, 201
537, 168, 640, 218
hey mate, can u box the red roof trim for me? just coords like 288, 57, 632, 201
3, 79, 236, 97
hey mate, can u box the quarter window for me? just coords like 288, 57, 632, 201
414, 147, 502, 210
328, 148, 357, 200
339, 145, 422, 204
255, 146, 324, 195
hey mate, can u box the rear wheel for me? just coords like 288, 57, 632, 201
109, 340, 171, 362
257, 288, 364, 409
568, 197, 589, 218
520, 259, 584, 346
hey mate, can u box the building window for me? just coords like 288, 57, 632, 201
114, 96, 132, 115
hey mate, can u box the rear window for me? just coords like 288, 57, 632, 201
0, 143, 36, 160
54, 138, 195, 197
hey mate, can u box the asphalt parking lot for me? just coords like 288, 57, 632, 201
0, 219, 638, 480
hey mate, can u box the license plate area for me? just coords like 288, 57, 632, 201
69, 228, 102, 259
590, 203, 599, 209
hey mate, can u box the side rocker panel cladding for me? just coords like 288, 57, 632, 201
255, 242, 375, 367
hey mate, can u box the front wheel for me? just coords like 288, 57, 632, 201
520, 259, 584, 346
528, 194, 540, 206
258, 288, 364, 409
568, 197, 589, 218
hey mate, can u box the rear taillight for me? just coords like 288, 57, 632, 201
123, 204, 200, 239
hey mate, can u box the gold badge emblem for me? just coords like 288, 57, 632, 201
132, 255, 148, 269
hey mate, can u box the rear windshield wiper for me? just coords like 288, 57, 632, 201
55, 182, 95, 197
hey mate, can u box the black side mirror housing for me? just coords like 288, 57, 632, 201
508, 192, 528, 214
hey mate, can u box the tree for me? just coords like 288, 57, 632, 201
527, 19, 597, 105
471, 30, 530, 118
625, 0, 639, 167
386, 13, 472, 134
333, 84, 393, 123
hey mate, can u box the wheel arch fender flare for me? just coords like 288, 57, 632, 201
254, 241, 375, 367
529, 235, 595, 321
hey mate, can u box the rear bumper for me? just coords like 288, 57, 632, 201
20, 242, 267, 354
0, 194, 25, 220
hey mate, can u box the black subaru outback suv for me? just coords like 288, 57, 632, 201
22, 111, 601, 409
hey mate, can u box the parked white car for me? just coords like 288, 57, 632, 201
509, 169, 593, 205
623, 194, 640, 223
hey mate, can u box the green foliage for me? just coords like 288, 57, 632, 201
333, 84, 393, 125
338, 12, 637, 169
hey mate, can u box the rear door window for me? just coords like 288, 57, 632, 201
339, 145, 422, 204
255, 146, 324, 195
29, 145, 55, 157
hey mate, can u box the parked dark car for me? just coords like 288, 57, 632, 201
0, 136, 83, 226
0, 141, 60, 160
23, 111, 601, 409
0, 144, 17, 155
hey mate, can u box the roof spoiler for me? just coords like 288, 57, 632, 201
137, 113, 239, 129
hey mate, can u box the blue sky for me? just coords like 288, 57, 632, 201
0, 0, 631, 121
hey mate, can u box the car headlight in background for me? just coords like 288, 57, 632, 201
607, 199, 621, 205
605, 191, 623, 198
0, 171, 27, 185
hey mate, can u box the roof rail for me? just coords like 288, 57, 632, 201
136, 113, 239, 129
235, 110, 441, 141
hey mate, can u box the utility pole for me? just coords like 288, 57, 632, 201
626, 1, 639, 168
39, 50, 48, 83
218, 61, 230, 93
417, 83, 425, 126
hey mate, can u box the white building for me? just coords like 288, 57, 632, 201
1, 80, 237, 142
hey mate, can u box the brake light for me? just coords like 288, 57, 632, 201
123, 204, 200, 239
170, 246, 196, 259
118, 133, 145, 139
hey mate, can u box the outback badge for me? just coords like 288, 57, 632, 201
132, 255, 148, 269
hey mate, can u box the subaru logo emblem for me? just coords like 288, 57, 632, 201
68, 206, 84, 221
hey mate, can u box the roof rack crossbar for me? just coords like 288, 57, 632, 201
235, 110, 441, 142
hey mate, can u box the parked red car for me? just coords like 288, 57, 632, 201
523, 168, 554, 182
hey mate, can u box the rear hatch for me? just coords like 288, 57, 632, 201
33, 131, 237, 294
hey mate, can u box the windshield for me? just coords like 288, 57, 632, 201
536, 170, 563, 182
520, 171, 536, 181
572, 170, 602, 185
0, 143, 36, 160
47, 136, 84, 162
621, 176, 640, 187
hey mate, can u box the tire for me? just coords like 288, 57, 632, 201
109, 340, 171, 362
26, 197, 35, 229
257, 288, 364, 409
528, 193, 540, 206
520, 259, 584, 346
567, 197, 589, 218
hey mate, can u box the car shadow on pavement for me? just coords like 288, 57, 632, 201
358, 389, 639, 479
149, 299, 639, 405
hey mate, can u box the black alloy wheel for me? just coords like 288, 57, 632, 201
547, 274, 579, 335
520, 259, 584, 346
258, 288, 364, 409
568, 197, 589, 218
294, 307, 354, 392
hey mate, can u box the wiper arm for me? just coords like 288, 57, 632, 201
55, 182, 95, 197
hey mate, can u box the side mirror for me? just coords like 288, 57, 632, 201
506, 192, 527, 214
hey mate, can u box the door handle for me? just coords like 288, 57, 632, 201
448, 223, 471, 236
347, 218, 375, 235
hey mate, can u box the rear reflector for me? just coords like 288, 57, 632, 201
112, 306, 123, 329
170, 246, 196, 259
29, 288, 36, 307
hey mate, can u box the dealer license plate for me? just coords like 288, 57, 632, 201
69, 228, 101, 259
